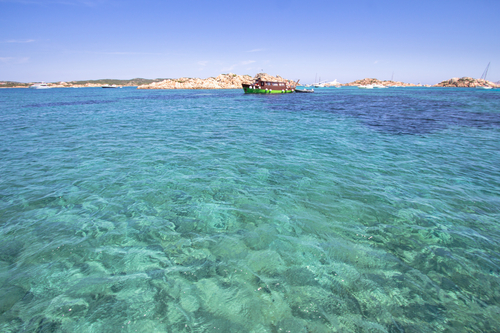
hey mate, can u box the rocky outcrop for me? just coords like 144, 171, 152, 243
137, 73, 297, 90
51, 82, 124, 88
343, 78, 422, 87
137, 73, 251, 90
433, 77, 498, 88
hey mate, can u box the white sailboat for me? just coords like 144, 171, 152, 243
313, 76, 326, 88
476, 62, 493, 89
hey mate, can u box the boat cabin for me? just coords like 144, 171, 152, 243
242, 77, 297, 93
243, 78, 294, 90
253, 78, 289, 90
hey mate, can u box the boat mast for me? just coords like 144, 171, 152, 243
480, 62, 490, 80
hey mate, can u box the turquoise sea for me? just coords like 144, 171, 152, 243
0, 86, 499, 332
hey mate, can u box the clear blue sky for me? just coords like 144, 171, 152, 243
1, 0, 499, 84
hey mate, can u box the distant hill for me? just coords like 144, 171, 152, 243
66, 78, 168, 86
0, 78, 169, 88
0, 81, 30, 88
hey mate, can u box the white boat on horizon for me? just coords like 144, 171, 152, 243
476, 62, 493, 89
358, 85, 374, 89
325, 79, 341, 88
30, 82, 51, 89
295, 88, 314, 93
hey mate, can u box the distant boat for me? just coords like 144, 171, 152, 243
358, 85, 374, 89
313, 76, 322, 88
102, 84, 118, 88
325, 79, 341, 88
295, 88, 314, 93
476, 62, 493, 89
372, 84, 387, 89
242, 77, 297, 94
30, 82, 51, 89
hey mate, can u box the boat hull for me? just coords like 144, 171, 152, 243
242, 80, 296, 94
30, 85, 51, 89
295, 88, 314, 93
243, 86, 295, 94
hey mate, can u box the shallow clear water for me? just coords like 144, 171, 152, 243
0, 86, 499, 332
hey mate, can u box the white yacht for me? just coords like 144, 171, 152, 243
325, 79, 341, 88
30, 82, 51, 89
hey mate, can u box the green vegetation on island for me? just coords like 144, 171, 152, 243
0, 81, 31, 88
65, 78, 168, 86
0, 78, 169, 88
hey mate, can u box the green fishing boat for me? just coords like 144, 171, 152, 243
242, 77, 298, 94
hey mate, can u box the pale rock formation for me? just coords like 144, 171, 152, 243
433, 77, 498, 88
343, 78, 420, 87
137, 73, 297, 90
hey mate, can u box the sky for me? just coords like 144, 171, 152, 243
1, 0, 499, 84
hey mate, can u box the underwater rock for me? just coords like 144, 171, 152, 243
275, 317, 308, 333
305, 321, 335, 333
46, 295, 90, 318
0, 285, 28, 314
404, 302, 443, 322
284, 267, 320, 286
180, 294, 200, 312
242, 224, 279, 250
34, 318, 62, 333
247, 250, 285, 275
209, 235, 248, 261
174, 217, 199, 234
258, 290, 292, 326
196, 278, 263, 326
204, 317, 247, 332
0, 240, 24, 263
249, 323, 273, 333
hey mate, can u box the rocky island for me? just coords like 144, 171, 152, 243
0, 78, 165, 88
433, 77, 498, 88
136, 73, 298, 90
343, 78, 425, 87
